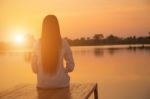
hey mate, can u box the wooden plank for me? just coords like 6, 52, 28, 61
0, 83, 97, 99
0, 84, 29, 98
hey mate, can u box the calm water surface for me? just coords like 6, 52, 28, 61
0, 45, 150, 99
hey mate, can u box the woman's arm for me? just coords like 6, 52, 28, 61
64, 40, 75, 73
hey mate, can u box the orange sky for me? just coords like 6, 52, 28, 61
0, 0, 150, 41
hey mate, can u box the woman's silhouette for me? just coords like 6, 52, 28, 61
32, 15, 75, 88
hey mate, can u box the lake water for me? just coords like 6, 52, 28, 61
0, 45, 150, 99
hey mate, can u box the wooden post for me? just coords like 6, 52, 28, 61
94, 84, 98, 99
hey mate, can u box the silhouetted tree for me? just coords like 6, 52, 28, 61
80, 37, 85, 41
92, 34, 104, 45
87, 37, 90, 40
106, 34, 121, 44
93, 34, 104, 40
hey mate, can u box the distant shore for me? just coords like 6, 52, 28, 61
0, 44, 150, 52
0, 33, 150, 50
66, 34, 150, 46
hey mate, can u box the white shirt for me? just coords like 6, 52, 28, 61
31, 39, 75, 88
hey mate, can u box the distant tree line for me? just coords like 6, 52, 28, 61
65, 32, 150, 46
0, 32, 150, 50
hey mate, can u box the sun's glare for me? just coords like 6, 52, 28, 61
15, 34, 25, 44
13, 29, 26, 44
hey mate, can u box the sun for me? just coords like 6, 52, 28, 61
15, 34, 25, 44
11, 27, 28, 44
13, 30, 26, 44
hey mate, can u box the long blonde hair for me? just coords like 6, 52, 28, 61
41, 15, 61, 74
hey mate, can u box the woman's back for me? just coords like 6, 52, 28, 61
32, 39, 75, 88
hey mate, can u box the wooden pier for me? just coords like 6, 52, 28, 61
0, 83, 98, 99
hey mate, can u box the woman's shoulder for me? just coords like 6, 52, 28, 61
62, 38, 68, 43
61, 38, 69, 47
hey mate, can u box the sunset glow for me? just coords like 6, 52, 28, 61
0, 0, 150, 40
12, 29, 26, 44
0, 1, 150, 99
14, 34, 25, 44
